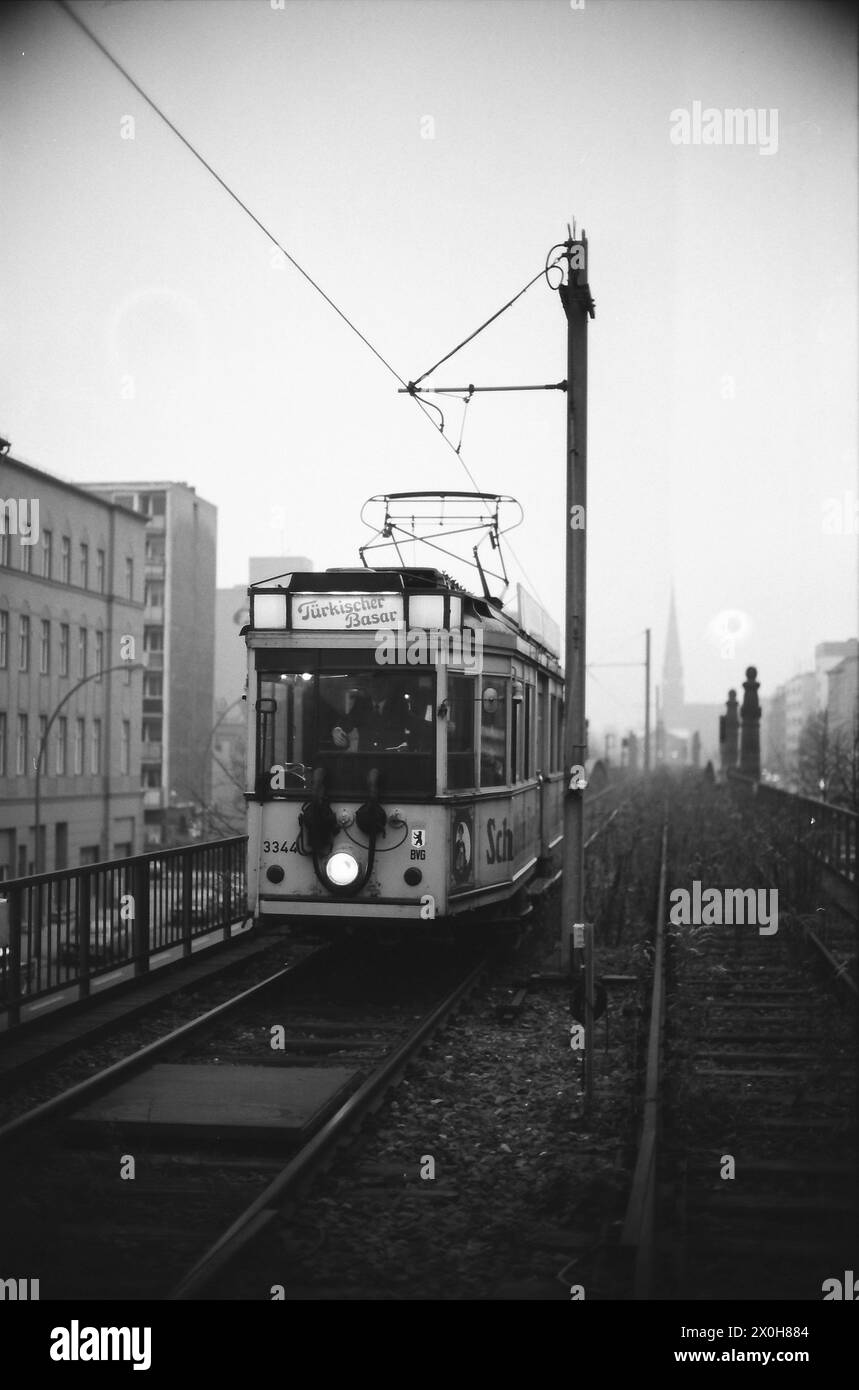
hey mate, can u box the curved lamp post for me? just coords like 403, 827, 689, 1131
33, 661, 144, 874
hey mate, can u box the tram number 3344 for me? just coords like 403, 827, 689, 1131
263, 840, 298, 853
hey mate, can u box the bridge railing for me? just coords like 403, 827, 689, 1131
0, 836, 249, 1029
727, 772, 857, 885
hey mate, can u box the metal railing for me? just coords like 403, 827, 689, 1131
0, 837, 249, 1028
727, 772, 857, 886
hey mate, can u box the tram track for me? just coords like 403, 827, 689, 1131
620, 782, 858, 1300
0, 937, 493, 1300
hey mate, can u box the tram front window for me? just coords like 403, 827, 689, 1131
257, 667, 435, 797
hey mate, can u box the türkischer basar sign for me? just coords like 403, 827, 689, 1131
291, 592, 404, 631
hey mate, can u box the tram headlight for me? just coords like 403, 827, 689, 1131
325, 851, 360, 888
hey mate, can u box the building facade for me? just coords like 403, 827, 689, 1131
815, 640, 855, 712
827, 641, 858, 737
84, 482, 216, 848
1, 457, 145, 877
762, 685, 787, 776
784, 671, 817, 769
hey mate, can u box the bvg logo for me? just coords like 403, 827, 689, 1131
0, 1277, 39, 1299
486, 817, 513, 864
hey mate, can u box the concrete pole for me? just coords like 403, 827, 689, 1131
644, 628, 651, 772
559, 231, 595, 975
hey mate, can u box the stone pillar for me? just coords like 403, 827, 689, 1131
740, 665, 761, 779
721, 689, 739, 773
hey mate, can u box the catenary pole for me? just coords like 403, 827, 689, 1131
559, 229, 595, 976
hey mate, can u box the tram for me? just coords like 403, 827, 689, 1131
243, 496, 566, 929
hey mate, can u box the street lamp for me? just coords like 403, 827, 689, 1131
33, 662, 144, 874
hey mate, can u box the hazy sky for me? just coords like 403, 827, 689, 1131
1, 0, 856, 739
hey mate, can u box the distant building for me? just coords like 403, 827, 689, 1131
762, 685, 787, 776
211, 556, 313, 833
827, 641, 858, 737
784, 671, 816, 768
659, 589, 721, 766
1, 456, 145, 876
84, 482, 216, 848
815, 640, 855, 711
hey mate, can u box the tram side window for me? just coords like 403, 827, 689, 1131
480, 679, 509, 787
537, 682, 546, 774
549, 691, 563, 772
447, 674, 475, 789
257, 673, 314, 784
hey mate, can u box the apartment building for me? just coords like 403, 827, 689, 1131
0, 456, 145, 877
84, 482, 216, 848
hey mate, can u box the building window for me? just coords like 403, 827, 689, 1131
37, 714, 48, 774
91, 720, 102, 775
61, 536, 71, 583
125, 556, 134, 599
0, 713, 6, 776
74, 718, 85, 775
16, 714, 28, 776
150, 491, 166, 517
143, 672, 163, 699
145, 535, 165, 564
144, 580, 164, 608
0, 610, 7, 669
39, 619, 50, 674
95, 630, 104, 680
96, 548, 105, 593
121, 720, 131, 775
143, 626, 163, 652
0, 533, 9, 567
78, 627, 87, 678
56, 716, 67, 776
59, 623, 69, 677
20, 539, 32, 574
18, 615, 30, 672
42, 529, 53, 578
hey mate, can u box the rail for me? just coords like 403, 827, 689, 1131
620, 818, 669, 1298
0, 837, 249, 1028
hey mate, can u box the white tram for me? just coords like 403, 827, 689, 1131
243, 565, 565, 928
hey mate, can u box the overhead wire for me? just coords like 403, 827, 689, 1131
56, 0, 552, 607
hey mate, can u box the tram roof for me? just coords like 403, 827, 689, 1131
247, 566, 560, 662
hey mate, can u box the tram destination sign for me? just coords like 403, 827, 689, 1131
291, 592, 404, 631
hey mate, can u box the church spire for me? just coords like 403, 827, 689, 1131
662, 585, 685, 726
